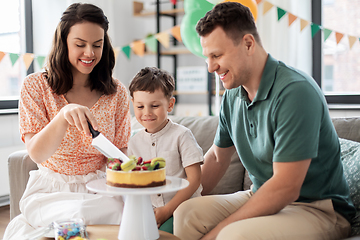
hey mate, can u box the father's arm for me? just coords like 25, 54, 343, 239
201, 158, 311, 240
201, 144, 236, 195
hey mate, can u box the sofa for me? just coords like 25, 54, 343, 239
7, 116, 360, 238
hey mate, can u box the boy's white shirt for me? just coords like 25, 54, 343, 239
128, 119, 204, 207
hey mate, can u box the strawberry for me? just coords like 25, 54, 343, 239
143, 159, 152, 165
107, 158, 122, 170
141, 165, 148, 171
133, 166, 141, 171
110, 163, 121, 170
137, 157, 143, 165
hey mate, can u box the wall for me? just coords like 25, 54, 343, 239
0, 114, 25, 205
330, 109, 360, 118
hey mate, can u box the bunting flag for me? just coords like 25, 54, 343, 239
335, 32, 344, 44
119, 25, 180, 58
348, 36, 357, 49
277, 7, 286, 21
311, 23, 321, 38
144, 35, 158, 53
121, 45, 131, 60
263, 1, 273, 15
156, 32, 170, 49
113, 47, 120, 61
300, 19, 310, 32
132, 40, 145, 57
23, 53, 34, 70
170, 25, 182, 42
288, 13, 297, 27
0, 51, 5, 62
255, 0, 262, 4
36, 56, 46, 69
9, 53, 20, 66
323, 28, 332, 41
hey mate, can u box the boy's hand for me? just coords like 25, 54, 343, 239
154, 206, 172, 228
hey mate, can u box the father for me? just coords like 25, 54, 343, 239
174, 2, 355, 240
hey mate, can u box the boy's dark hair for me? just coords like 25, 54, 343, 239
129, 67, 175, 99
196, 2, 261, 46
44, 3, 116, 95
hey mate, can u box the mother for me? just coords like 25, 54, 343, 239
4, 3, 130, 239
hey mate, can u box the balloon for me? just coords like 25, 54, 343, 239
180, 0, 258, 58
181, 0, 214, 58
206, 0, 222, 4
223, 0, 258, 21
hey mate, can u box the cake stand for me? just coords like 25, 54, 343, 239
86, 176, 189, 240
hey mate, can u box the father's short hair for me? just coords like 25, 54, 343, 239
196, 2, 261, 46
129, 67, 175, 99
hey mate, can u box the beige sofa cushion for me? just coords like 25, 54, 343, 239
332, 118, 360, 143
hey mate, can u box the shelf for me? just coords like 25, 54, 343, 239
212, 90, 225, 95
145, 48, 191, 55
133, 1, 184, 17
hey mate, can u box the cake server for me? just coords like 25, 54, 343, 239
88, 122, 130, 162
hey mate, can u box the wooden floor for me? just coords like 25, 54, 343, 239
0, 205, 10, 240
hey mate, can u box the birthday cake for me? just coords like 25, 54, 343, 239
106, 156, 166, 188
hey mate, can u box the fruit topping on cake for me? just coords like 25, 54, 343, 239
106, 156, 166, 171
105, 156, 167, 188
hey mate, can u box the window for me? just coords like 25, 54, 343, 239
0, 0, 29, 111
323, 0, 360, 95
324, 65, 334, 92
0, 0, 24, 98
314, 0, 360, 105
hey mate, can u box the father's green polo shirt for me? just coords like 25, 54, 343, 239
214, 54, 355, 221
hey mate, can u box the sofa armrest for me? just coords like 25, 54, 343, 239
8, 150, 38, 220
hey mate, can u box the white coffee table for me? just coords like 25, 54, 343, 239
86, 176, 189, 240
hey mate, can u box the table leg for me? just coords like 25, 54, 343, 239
119, 194, 159, 240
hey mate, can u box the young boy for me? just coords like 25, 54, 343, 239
128, 67, 203, 233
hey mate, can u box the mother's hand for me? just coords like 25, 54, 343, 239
60, 103, 98, 137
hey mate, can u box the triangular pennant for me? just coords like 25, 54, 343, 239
36, 56, 46, 68
132, 40, 145, 57
122, 45, 131, 60
323, 28, 332, 41
9, 53, 20, 66
0, 51, 5, 63
144, 35, 158, 53
263, 1, 273, 15
300, 19, 310, 32
255, 0, 262, 4
156, 32, 170, 49
113, 47, 120, 61
277, 7, 287, 21
22, 53, 34, 70
170, 25, 182, 42
170, 0, 176, 4
335, 32, 344, 44
288, 13, 297, 26
311, 23, 321, 38
348, 35, 357, 49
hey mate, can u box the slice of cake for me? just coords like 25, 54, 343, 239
106, 157, 166, 188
